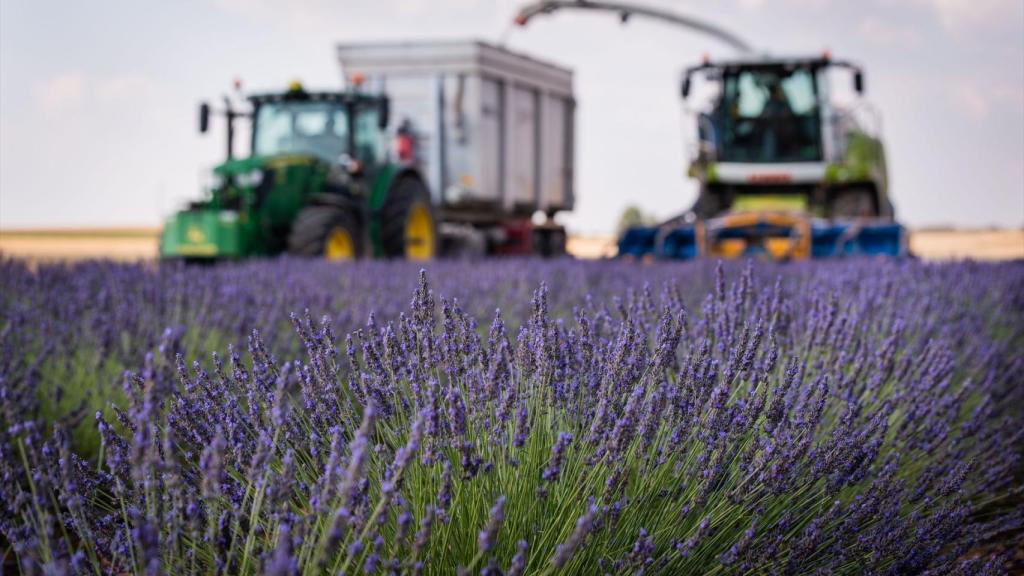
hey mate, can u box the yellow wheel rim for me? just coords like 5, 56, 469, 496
324, 226, 355, 260
405, 204, 435, 260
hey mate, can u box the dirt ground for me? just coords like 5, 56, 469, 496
1, 228, 1021, 263
0, 229, 160, 263
907, 230, 1024, 261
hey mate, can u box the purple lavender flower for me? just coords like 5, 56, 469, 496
264, 524, 297, 576
550, 499, 599, 569
541, 432, 573, 482
477, 495, 506, 554
507, 539, 529, 576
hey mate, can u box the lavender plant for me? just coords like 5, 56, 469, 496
1, 257, 1022, 575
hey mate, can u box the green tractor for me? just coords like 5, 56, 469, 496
160, 82, 437, 261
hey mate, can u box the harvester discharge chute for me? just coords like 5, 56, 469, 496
619, 211, 906, 261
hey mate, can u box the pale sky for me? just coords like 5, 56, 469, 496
1, 0, 1022, 232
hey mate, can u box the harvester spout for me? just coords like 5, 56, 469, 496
513, 0, 754, 54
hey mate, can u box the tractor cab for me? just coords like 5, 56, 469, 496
245, 85, 390, 167
682, 55, 891, 220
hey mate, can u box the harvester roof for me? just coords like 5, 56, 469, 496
247, 84, 383, 106
688, 54, 860, 75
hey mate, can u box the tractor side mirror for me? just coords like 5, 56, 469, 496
853, 71, 864, 94
379, 98, 390, 130
681, 76, 691, 98
199, 102, 210, 134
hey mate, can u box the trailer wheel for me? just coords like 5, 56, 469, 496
382, 177, 437, 260
829, 189, 877, 219
532, 226, 567, 257
288, 205, 363, 260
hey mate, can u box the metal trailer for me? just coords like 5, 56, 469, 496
337, 41, 575, 254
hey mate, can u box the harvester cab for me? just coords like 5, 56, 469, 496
160, 81, 438, 261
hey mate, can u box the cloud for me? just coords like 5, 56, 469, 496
858, 17, 922, 47
949, 83, 1024, 121
735, 0, 831, 10
736, 0, 768, 10
33, 72, 85, 113
950, 85, 990, 120
32, 71, 160, 115
95, 74, 157, 103
906, 0, 1022, 31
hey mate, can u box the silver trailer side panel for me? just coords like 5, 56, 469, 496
510, 85, 538, 210
541, 93, 572, 211
337, 40, 575, 219
480, 77, 504, 203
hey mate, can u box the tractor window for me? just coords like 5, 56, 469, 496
717, 66, 822, 163
353, 107, 380, 163
782, 70, 816, 114
254, 102, 349, 161
734, 72, 767, 117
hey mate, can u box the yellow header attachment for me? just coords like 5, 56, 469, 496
705, 211, 812, 261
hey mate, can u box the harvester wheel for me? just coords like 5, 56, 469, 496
693, 187, 724, 219
288, 205, 363, 261
829, 189, 876, 219
382, 177, 437, 260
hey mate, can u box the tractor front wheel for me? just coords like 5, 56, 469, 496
382, 177, 437, 260
288, 205, 363, 261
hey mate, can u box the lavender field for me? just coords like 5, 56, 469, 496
1, 257, 1022, 575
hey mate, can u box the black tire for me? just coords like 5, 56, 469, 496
532, 226, 567, 258
693, 186, 725, 218
287, 205, 363, 259
829, 189, 877, 219
381, 176, 438, 259
880, 197, 896, 221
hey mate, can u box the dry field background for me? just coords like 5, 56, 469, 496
0, 227, 1021, 262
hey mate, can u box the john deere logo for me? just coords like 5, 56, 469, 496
186, 226, 206, 243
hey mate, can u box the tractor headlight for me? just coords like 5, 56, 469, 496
236, 170, 264, 188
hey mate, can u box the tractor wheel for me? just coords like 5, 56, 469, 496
287, 205, 363, 260
829, 189, 877, 219
381, 177, 438, 260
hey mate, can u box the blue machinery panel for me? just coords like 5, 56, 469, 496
617, 216, 905, 260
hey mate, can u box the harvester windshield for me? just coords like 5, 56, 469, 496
254, 101, 351, 161
717, 65, 821, 163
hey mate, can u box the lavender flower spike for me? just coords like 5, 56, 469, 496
551, 499, 599, 569
478, 495, 507, 554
